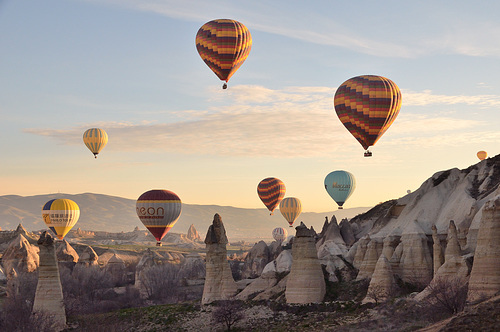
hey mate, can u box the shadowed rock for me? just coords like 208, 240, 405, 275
32, 231, 66, 331
202, 214, 238, 304
286, 222, 325, 304
2, 234, 39, 273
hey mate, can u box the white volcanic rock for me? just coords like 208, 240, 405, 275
397, 220, 433, 285
235, 271, 278, 300
262, 249, 292, 274
77, 245, 99, 266
363, 255, 395, 303
352, 235, 370, 269
356, 239, 382, 280
201, 214, 238, 304
32, 232, 66, 331
253, 275, 288, 301
432, 225, 444, 277
241, 240, 271, 279
468, 195, 500, 302
56, 240, 79, 263
2, 234, 39, 273
339, 218, 356, 246
105, 253, 127, 286
316, 216, 346, 249
285, 222, 325, 304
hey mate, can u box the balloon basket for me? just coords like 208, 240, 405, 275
156, 242, 162, 247
338, 207, 343, 209
364, 151, 372, 157
222, 83, 227, 89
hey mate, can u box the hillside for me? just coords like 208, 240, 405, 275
0, 193, 369, 240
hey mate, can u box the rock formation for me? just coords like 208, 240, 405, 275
356, 239, 381, 280
432, 225, 444, 276
363, 255, 395, 303
105, 253, 127, 286
2, 234, 39, 273
434, 220, 470, 280
201, 213, 238, 304
76, 245, 99, 267
352, 235, 370, 269
339, 218, 356, 246
56, 240, 79, 271
187, 224, 202, 242
178, 252, 206, 284
241, 240, 271, 279
468, 195, 500, 302
395, 220, 433, 285
32, 231, 66, 331
285, 222, 325, 304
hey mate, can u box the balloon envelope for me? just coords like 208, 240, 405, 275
477, 151, 487, 160
334, 75, 402, 152
257, 177, 286, 214
136, 190, 182, 245
195, 19, 252, 85
279, 197, 302, 227
83, 128, 108, 158
42, 199, 80, 240
272, 227, 288, 242
324, 171, 356, 209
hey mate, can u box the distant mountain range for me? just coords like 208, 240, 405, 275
0, 193, 370, 240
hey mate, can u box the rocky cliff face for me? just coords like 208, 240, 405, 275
2, 234, 39, 273
201, 214, 238, 304
187, 224, 202, 242
285, 222, 325, 304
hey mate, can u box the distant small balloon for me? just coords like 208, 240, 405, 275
407, 190, 411, 194
477, 151, 487, 161
272, 227, 288, 242
83, 128, 108, 158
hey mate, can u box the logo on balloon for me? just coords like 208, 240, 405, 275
331, 182, 351, 191
136, 206, 165, 219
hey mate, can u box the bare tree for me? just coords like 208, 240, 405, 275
425, 276, 468, 315
212, 300, 245, 332
138, 263, 180, 303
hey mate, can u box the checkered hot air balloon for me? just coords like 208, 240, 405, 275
257, 177, 286, 215
83, 128, 108, 159
42, 198, 80, 240
195, 19, 252, 89
334, 75, 402, 157
136, 189, 182, 247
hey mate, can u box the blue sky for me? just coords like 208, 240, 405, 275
2, 0, 500, 212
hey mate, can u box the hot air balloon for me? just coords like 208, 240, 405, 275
324, 171, 356, 209
279, 197, 302, 227
83, 128, 108, 158
136, 189, 182, 246
195, 19, 252, 89
257, 177, 286, 215
477, 151, 487, 161
42, 198, 80, 240
272, 227, 288, 243
334, 75, 402, 157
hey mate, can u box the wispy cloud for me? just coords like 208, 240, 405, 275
86, 0, 500, 58
24, 85, 499, 157
403, 90, 500, 107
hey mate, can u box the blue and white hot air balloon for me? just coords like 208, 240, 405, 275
324, 170, 356, 209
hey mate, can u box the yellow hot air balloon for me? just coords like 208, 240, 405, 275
83, 128, 108, 158
477, 151, 487, 161
42, 199, 80, 240
279, 197, 302, 228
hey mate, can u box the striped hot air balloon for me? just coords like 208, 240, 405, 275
136, 189, 182, 246
42, 199, 80, 240
83, 128, 108, 158
272, 227, 288, 243
257, 177, 286, 215
324, 170, 356, 209
279, 197, 302, 228
195, 19, 252, 89
334, 75, 402, 157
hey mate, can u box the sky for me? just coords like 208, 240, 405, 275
2, 0, 500, 212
